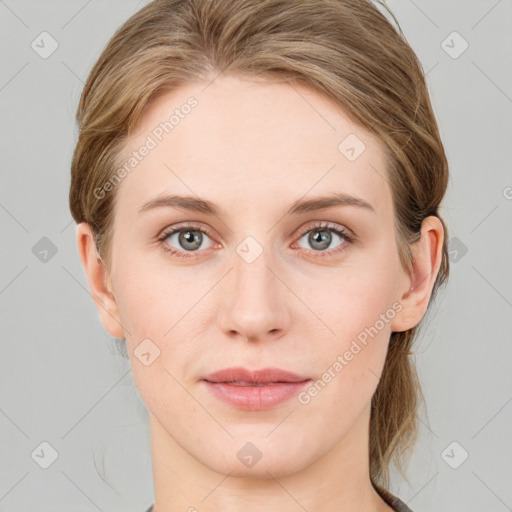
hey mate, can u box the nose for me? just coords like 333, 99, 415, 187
216, 241, 291, 343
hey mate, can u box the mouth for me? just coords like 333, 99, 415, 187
201, 367, 312, 410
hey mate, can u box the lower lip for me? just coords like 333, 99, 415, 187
203, 380, 311, 410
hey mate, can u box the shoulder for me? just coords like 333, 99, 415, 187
143, 489, 416, 512
390, 496, 415, 512
374, 484, 414, 512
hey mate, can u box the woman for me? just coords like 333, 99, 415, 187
69, 1, 450, 510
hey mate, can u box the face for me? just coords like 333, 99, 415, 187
103, 74, 411, 477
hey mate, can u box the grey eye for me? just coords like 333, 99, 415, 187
165, 229, 213, 252
297, 228, 344, 252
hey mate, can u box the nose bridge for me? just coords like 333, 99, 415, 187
218, 233, 287, 340
233, 233, 278, 308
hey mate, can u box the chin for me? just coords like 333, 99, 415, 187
198, 437, 315, 479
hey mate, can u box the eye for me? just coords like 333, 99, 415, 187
293, 222, 354, 256
157, 221, 354, 259
157, 223, 215, 258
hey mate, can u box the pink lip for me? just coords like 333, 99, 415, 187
202, 367, 312, 411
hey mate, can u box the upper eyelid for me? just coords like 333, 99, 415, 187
296, 221, 351, 235
159, 222, 211, 237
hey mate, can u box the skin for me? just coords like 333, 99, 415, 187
76, 74, 444, 512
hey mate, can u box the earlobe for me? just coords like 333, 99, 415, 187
75, 222, 125, 339
390, 216, 444, 333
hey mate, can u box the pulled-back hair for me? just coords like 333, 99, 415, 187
69, 0, 450, 492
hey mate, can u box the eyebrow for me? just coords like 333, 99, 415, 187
138, 192, 375, 216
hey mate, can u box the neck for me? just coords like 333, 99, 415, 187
149, 404, 394, 512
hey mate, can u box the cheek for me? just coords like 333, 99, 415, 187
300, 302, 393, 428
306, 258, 400, 342
302, 259, 399, 398
111, 252, 188, 335
110, 256, 206, 378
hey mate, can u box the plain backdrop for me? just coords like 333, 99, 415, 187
1, 1, 511, 511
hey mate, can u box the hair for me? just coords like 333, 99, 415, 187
69, 0, 450, 494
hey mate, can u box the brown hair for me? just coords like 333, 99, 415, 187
69, 0, 450, 492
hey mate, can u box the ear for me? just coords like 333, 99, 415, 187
75, 222, 125, 339
390, 215, 445, 333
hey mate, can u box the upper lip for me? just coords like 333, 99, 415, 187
202, 367, 311, 384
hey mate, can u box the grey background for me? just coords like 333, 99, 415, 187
0, 1, 511, 511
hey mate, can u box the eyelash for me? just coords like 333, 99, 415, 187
157, 221, 355, 259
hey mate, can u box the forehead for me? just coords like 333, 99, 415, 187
114, 74, 392, 220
